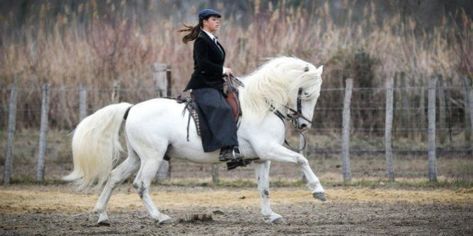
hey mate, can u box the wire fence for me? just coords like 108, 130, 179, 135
1, 70, 473, 184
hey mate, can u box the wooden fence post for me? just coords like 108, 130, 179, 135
3, 84, 17, 185
111, 80, 120, 103
463, 77, 471, 146
79, 84, 87, 121
300, 133, 307, 183
36, 84, 49, 182
166, 65, 172, 97
212, 164, 219, 185
152, 63, 168, 97
437, 75, 447, 144
468, 84, 473, 153
341, 79, 353, 182
385, 76, 395, 181
428, 76, 438, 182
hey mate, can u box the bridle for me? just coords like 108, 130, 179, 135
270, 88, 313, 152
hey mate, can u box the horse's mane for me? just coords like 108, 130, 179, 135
240, 56, 322, 121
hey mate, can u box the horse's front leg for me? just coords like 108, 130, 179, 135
256, 142, 326, 202
254, 160, 284, 224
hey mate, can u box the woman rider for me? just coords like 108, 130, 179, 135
179, 9, 242, 168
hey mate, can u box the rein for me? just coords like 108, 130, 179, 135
270, 88, 312, 152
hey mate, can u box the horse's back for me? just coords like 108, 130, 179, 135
125, 98, 188, 137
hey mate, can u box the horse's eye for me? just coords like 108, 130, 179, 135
304, 66, 309, 72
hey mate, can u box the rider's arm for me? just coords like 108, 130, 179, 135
194, 37, 223, 77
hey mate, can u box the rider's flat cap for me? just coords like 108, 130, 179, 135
198, 9, 222, 20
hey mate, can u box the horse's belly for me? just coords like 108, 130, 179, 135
166, 147, 219, 163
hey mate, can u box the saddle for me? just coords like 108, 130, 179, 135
177, 78, 242, 141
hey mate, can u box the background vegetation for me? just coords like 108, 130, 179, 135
0, 0, 472, 184
0, 0, 472, 130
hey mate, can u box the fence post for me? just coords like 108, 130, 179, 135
428, 76, 437, 182
79, 84, 87, 121
463, 77, 471, 146
152, 63, 168, 97
385, 76, 395, 181
111, 80, 120, 102
166, 65, 172, 97
468, 84, 473, 153
36, 84, 49, 182
300, 133, 307, 183
341, 79, 353, 182
3, 84, 17, 185
212, 164, 219, 185
437, 75, 447, 144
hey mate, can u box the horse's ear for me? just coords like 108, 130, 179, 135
316, 65, 324, 75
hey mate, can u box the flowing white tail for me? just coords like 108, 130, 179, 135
63, 102, 133, 189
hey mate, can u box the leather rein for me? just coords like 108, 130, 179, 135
270, 88, 313, 152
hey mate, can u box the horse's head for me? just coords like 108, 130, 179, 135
284, 61, 324, 130
240, 57, 323, 128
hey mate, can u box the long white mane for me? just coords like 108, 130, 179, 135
240, 56, 323, 121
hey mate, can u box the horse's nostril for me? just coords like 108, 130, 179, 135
300, 124, 308, 129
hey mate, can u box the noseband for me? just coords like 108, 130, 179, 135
270, 88, 313, 152
284, 88, 313, 128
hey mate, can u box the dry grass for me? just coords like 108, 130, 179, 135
0, 2, 471, 129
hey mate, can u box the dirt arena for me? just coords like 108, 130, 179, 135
0, 185, 472, 235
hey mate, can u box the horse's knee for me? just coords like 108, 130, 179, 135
296, 155, 309, 166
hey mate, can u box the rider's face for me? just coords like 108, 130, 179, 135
203, 16, 220, 33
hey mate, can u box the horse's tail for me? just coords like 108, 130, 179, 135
63, 102, 133, 189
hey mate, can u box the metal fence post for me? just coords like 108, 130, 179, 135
36, 84, 49, 182
3, 84, 17, 185
385, 76, 395, 181
428, 76, 438, 182
341, 79, 353, 182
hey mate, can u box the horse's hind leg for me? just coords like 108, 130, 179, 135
132, 143, 171, 224
94, 143, 140, 225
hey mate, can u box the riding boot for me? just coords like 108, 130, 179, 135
219, 146, 237, 162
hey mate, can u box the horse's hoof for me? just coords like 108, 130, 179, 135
271, 217, 286, 224
313, 192, 327, 202
158, 214, 173, 224
97, 212, 110, 226
264, 213, 285, 224
97, 220, 111, 226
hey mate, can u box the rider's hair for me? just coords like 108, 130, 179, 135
178, 19, 204, 44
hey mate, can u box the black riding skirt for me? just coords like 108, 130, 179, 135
191, 88, 238, 152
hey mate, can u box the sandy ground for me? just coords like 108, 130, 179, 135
0, 185, 472, 235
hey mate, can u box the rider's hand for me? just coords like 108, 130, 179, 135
223, 67, 233, 76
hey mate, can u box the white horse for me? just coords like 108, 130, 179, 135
64, 56, 325, 225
